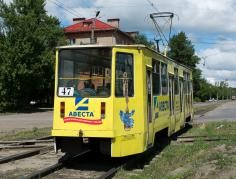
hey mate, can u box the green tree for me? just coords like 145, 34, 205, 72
167, 31, 204, 100
0, 0, 65, 111
167, 32, 200, 68
134, 33, 155, 49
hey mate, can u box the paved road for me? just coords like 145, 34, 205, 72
195, 101, 236, 122
0, 101, 235, 134
0, 111, 53, 135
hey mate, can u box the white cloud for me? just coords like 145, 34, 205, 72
4, 0, 236, 86
199, 39, 236, 87
160, 0, 236, 33
44, 0, 236, 87
44, 0, 236, 34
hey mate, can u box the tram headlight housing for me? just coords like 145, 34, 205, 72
60, 101, 65, 118
101, 102, 106, 119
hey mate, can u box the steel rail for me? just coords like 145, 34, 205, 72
0, 146, 53, 164
177, 138, 227, 143
0, 144, 53, 150
177, 135, 208, 138
25, 149, 91, 179
97, 166, 122, 179
35, 136, 53, 140
0, 139, 53, 145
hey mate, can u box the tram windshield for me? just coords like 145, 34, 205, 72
58, 48, 112, 97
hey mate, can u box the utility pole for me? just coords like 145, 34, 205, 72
91, 11, 100, 44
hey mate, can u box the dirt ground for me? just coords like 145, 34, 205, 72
0, 149, 63, 178
169, 144, 236, 179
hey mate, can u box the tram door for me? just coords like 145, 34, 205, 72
146, 68, 153, 147
169, 75, 175, 134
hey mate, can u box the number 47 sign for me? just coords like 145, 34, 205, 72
58, 87, 74, 97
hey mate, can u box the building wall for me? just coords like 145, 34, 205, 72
66, 31, 134, 45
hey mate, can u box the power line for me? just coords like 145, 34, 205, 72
48, 0, 82, 18
145, 0, 159, 12
55, 0, 83, 17
192, 40, 236, 45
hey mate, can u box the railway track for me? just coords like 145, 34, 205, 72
0, 146, 53, 164
175, 135, 227, 143
0, 136, 57, 177
4, 133, 221, 178
25, 149, 91, 179
24, 149, 129, 179
0, 135, 127, 178
0, 137, 53, 150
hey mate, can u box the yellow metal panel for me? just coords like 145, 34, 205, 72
153, 95, 169, 132
52, 129, 114, 137
52, 49, 114, 138
52, 46, 194, 157
168, 62, 174, 74
111, 133, 145, 157
52, 98, 114, 134
179, 68, 184, 77
112, 47, 145, 136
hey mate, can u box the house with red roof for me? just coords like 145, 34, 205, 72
64, 18, 137, 45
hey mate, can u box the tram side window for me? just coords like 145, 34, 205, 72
174, 68, 179, 95
115, 53, 134, 97
161, 63, 168, 95
152, 60, 161, 95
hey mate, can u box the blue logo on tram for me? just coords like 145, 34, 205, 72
120, 110, 135, 129
75, 97, 89, 110
68, 98, 94, 118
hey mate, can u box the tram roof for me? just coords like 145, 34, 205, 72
56, 44, 192, 71
57, 44, 146, 49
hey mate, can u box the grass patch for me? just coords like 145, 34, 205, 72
0, 127, 51, 141
184, 121, 236, 139
114, 122, 236, 179
208, 152, 233, 169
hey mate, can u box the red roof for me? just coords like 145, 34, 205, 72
64, 18, 116, 33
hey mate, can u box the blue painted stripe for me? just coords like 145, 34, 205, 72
77, 106, 88, 111
75, 97, 83, 105
83, 99, 89, 104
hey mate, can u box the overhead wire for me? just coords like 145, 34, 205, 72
48, 0, 83, 18
146, 0, 159, 12
54, 0, 82, 14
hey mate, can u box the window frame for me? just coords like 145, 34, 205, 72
174, 68, 179, 95
115, 52, 134, 98
161, 62, 168, 95
152, 59, 161, 96
57, 48, 112, 98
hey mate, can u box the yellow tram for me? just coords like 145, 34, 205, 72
52, 45, 193, 157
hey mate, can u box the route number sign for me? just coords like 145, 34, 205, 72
58, 87, 74, 97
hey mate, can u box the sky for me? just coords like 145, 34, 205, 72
4, 0, 236, 87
